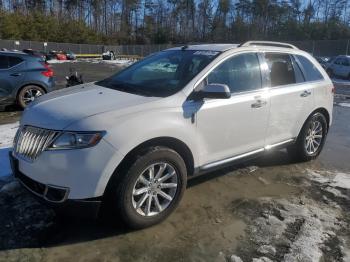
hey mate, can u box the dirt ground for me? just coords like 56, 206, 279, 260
0, 61, 350, 262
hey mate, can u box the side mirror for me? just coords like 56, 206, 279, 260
194, 83, 231, 99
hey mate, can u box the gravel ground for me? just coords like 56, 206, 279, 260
0, 60, 350, 261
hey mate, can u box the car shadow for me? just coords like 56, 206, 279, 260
0, 149, 295, 251
187, 149, 294, 188
1, 104, 22, 112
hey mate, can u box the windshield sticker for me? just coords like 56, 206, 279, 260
193, 51, 219, 56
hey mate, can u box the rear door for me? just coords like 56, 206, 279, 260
0, 55, 26, 99
332, 57, 343, 76
264, 52, 314, 146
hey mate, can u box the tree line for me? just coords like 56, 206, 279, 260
0, 0, 350, 45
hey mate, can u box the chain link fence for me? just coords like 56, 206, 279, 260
1, 39, 350, 57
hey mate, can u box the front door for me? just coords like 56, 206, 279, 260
192, 52, 270, 166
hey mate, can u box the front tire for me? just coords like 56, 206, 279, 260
288, 112, 328, 162
113, 147, 187, 229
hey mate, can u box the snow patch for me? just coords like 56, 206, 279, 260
0, 122, 18, 179
47, 58, 134, 65
47, 59, 77, 64
338, 102, 350, 108
234, 196, 344, 262
0, 122, 19, 148
307, 169, 350, 190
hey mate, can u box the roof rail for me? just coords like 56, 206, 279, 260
239, 41, 299, 50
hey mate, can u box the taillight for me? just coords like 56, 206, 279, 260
331, 85, 335, 94
41, 62, 54, 77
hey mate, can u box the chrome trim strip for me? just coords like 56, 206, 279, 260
264, 139, 295, 150
200, 139, 295, 170
201, 148, 264, 170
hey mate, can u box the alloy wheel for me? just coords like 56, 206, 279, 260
22, 88, 43, 105
305, 119, 323, 155
132, 162, 178, 217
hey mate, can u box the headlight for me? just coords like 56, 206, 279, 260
49, 132, 103, 150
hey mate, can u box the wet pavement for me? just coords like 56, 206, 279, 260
0, 61, 349, 261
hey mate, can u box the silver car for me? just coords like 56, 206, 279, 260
10, 41, 334, 228
326, 55, 350, 79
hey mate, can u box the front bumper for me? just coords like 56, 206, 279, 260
12, 137, 123, 199
9, 151, 101, 218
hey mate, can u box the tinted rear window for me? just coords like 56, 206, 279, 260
296, 55, 324, 81
0, 55, 8, 69
8, 56, 23, 67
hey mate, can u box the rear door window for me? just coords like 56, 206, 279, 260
0, 55, 9, 69
264, 53, 298, 87
334, 57, 342, 65
296, 55, 324, 81
207, 53, 262, 93
342, 58, 350, 67
8, 56, 23, 68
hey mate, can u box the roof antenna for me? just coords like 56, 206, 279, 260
181, 45, 189, 50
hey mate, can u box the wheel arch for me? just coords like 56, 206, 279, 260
103, 136, 195, 199
297, 107, 330, 138
311, 107, 330, 130
119, 136, 194, 176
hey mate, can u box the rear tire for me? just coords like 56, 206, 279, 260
17, 85, 45, 109
287, 112, 328, 162
111, 147, 187, 229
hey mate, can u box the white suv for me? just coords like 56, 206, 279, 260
10, 41, 334, 228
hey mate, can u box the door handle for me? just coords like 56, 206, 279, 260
300, 90, 311, 97
10, 73, 21, 77
251, 100, 267, 108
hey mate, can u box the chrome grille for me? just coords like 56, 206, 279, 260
14, 126, 58, 161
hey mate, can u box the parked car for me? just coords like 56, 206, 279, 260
47, 50, 67, 60
65, 51, 76, 60
0, 51, 54, 109
10, 42, 333, 229
325, 55, 350, 79
56, 51, 67, 60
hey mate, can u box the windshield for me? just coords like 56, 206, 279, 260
96, 50, 220, 97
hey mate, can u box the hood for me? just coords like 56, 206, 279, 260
21, 83, 161, 130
